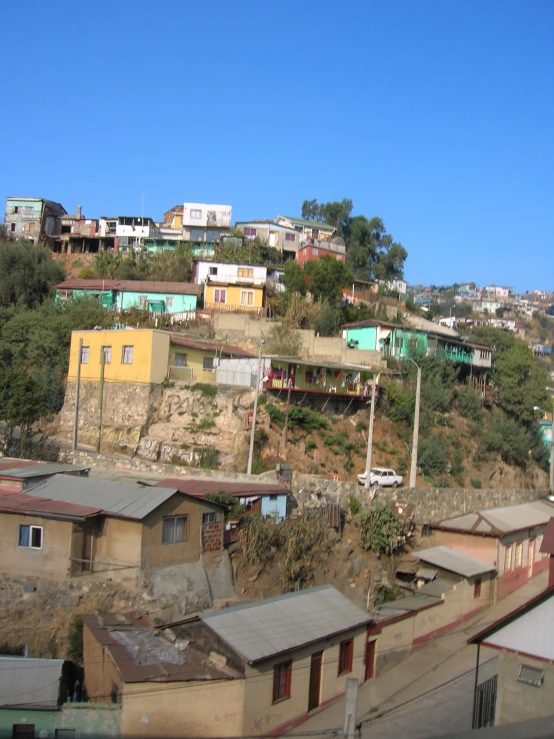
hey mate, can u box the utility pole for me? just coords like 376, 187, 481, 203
247, 340, 265, 475
410, 363, 422, 488
364, 378, 377, 490
96, 346, 106, 454
342, 678, 359, 739
550, 397, 554, 494
282, 381, 292, 448
72, 338, 83, 452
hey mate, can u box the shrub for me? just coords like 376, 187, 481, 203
194, 445, 220, 469
456, 385, 483, 422
477, 412, 541, 469
373, 582, 399, 606
196, 418, 215, 431
78, 266, 95, 279
360, 503, 405, 556
348, 495, 360, 516
385, 380, 414, 424
205, 493, 245, 519
313, 304, 343, 337
418, 435, 449, 476
191, 383, 217, 397
267, 403, 329, 432
67, 619, 84, 664
264, 322, 303, 355
470, 478, 482, 489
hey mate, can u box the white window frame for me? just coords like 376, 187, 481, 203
18, 524, 43, 550
240, 290, 254, 306
165, 296, 174, 308
203, 512, 218, 525
80, 346, 90, 364
101, 346, 111, 364
121, 345, 134, 364
190, 209, 202, 219
174, 352, 187, 367
162, 515, 188, 544
214, 289, 227, 304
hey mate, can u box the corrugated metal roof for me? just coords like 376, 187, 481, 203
155, 478, 290, 498
0, 490, 102, 520
378, 593, 442, 613
432, 500, 554, 536
418, 577, 461, 598
0, 657, 64, 709
56, 279, 201, 296
25, 475, 179, 520
200, 585, 372, 664
415, 546, 495, 578
0, 463, 89, 479
539, 517, 554, 554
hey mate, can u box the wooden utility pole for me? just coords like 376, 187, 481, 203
409, 364, 422, 488
282, 382, 292, 447
364, 379, 377, 491
72, 338, 83, 452
96, 347, 106, 453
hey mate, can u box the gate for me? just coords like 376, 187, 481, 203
472, 674, 497, 729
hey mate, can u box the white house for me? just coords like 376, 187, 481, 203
235, 220, 301, 255
98, 216, 160, 248
275, 215, 335, 241
192, 260, 267, 286
182, 203, 232, 228
485, 285, 513, 298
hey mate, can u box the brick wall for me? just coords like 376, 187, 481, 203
202, 523, 223, 552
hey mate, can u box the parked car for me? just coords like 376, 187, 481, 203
357, 467, 403, 488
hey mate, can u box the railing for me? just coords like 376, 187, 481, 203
167, 366, 195, 382
169, 311, 196, 324
205, 302, 264, 315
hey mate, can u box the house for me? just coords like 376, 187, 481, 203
53, 204, 106, 254
83, 586, 374, 737
297, 239, 346, 267
168, 334, 253, 384
0, 459, 90, 493
427, 500, 554, 600
266, 266, 286, 293
342, 279, 378, 304
342, 317, 492, 369
469, 585, 554, 728
275, 215, 335, 242
192, 260, 266, 314
263, 357, 379, 399
163, 204, 184, 229
378, 278, 408, 295
155, 478, 292, 522
484, 285, 513, 298
98, 217, 160, 251
539, 517, 554, 587
235, 220, 301, 257
181, 202, 232, 244
0, 474, 226, 582
4, 197, 66, 244
56, 279, 201, 316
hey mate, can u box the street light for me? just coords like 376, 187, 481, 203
247, 339, 265, 475
403, 357, 422, 489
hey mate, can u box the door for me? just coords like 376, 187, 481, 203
365, 639, 375, 681
82, 525, 94, 572
308, 651, 323, 712
12, 726, 35, 738
528, 538, 535, 578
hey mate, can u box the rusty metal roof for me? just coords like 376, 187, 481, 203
0, 490, 102, 520
414, 546, 495, 578
0, 657, 64, 709
56, 279, 201, 295
540, 517, 554, 554
156, 478, 290, 497
81, 613, 241, 683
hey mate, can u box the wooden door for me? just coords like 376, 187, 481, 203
365, 639, 375, 681
82, 525, 94, 572
308, 651, 323, 712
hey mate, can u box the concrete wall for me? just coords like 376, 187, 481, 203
0, 513, 75, 579
0, 704, 120, 739
121, 679, 244, 738
243, 627, 368, 735
495, 650, 554, 725
94, 517, 143, 576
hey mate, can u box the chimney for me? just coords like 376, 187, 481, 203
77, 204, 82, 219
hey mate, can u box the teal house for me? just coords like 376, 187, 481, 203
56, 279, 201, 316
0, 657, 120, 738
343, 318, 489, 368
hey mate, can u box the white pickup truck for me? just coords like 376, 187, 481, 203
357, 467, 404, 488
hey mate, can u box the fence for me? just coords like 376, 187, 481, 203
167, 366, 195, 382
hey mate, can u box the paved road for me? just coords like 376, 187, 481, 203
362, 657, 498, 739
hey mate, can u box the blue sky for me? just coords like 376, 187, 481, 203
2, 0, 552, 292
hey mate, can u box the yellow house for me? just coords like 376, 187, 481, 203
68, 329, 253, 386
204, 282, 265, 314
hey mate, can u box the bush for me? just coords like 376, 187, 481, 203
205, 493, 245, 519
373, 582, 399, 606
385, 380, 414, 424
470, 478, 482, 489
348, 495, 360, 516
263, 323, 303, 355
456, 385, 483, 422
266, 403, 329, 432
360, 503, 405, 555
191, 383, 217, 398
418, 435, 449, 476
194, 445, 220, 469
477, 412, 546, 469
313, 304, 343, 337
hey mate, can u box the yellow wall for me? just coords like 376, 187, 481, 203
121, 679, 245, 738
168, 345, 217, 384
68, 329, 170, 385
93, 517, 143, 582
0, 513, 76, 579
204, 284, 264, 312
243, 628, 368, 735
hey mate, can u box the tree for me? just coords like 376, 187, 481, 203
0, 240, 65, 308
359, 503, 405, 555
282, 261, 306, 295
303, 256, 353, 302
0, 368, 51, 456
313, 303, 343, 336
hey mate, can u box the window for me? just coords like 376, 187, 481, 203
18, 525, 43, 549
515, 541, 523, 568
244, 227, 257, 238
240, 290, 254, 306
206, 229, 221, 242
13, 206, 21, 214
504, 545, 512, 572
174, 352, 187, 367
421, 524, 432, 537
11, 223, 16, 232
121, 345, 134, 364
139, 295, 148, 307
285, 233, 296, 242
209, 266, 218, 275
162, 515, 187, 544
24, 206, 34, 215
474, 579, 482, 598
190, 209, 202, 219
517, 664, 544, 687
273, 660, 292, 703
80, 345, 90, 364
203, 512, 218, 525
214, 289, 227, 304
190, 228, 204, 240
203, 357, 214, 371
101, 346, 111, 364
338, 639, 354, 675
238, 267, 254, 278
165, 296, 174, 308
